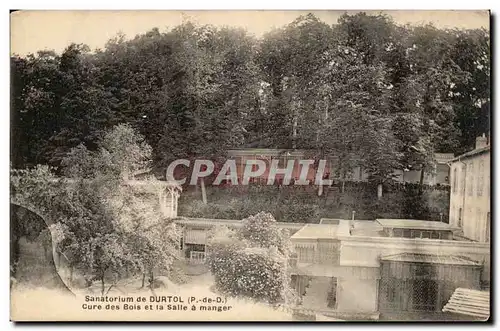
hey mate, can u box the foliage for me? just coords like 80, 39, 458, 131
206, 213, 293, 305
180, 183, 449, 223
61, 123, 152, 179
11, 13, 490, 181
209, 248, 288, 304
238, 212, 290, 255
10, 125, 181, 294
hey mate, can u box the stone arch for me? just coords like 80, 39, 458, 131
10, 201, 74, 295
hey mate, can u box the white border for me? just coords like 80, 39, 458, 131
1, 1, 497, 330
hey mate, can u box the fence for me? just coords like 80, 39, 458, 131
189, 251, 206, 264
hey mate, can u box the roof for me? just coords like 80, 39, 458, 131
184, 228, 207, 244
351, 221, 386, 237
319, 218, 340, 225
126, 179, 182, 191
227, 149, 457, 164
175, 217, 306, 231
276, 222, 308, 231
443, 288, 490, 319
291, 224, 338, 240
227, 148, 306, 157
450, 145, 490, 162
434, 153, 455, 164
376, 219, 460, 231
381, 253, 482, 266
175, 217, 242, 228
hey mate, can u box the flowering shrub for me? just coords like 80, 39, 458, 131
206, 212, 293, 304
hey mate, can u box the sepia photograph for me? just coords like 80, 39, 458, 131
9, 9, 491, 322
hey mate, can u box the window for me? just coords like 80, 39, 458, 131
458, 208, 463, 228
412, 279, 438, 311
431, 231, 440, 239
393, 229, 403, 238
460, 164, 466, 194
410, 230, 420, 238
387, 282, 397, 302
359, 165, 364, 181
477, 160, 484, 196
449, 206, 454, 224
379, 279, 405, 310
421, 231, 431, 239
403, 229, 411, 238
468, 162, 475, 196
453, 168, 458, 193
476, 208, 482, 241
486, 212, 490, 243
297, 247, 314, 263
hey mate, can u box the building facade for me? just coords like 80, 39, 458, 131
226, 149, 453, 186
170, 215, 489, 320
157, 163, 490, 320
448, 135, 491, 243
288, 219, 489, 319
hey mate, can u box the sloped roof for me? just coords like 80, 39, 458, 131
450, 145, 490, 162
443, 288, 490, 319
434, 153, 455, 164
381, 253, 481, 266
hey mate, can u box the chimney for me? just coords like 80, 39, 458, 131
475, 133, 488, 149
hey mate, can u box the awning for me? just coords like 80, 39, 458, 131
184, 229, 207, 245
443, 288, 490, 319
381, 253, 481, 266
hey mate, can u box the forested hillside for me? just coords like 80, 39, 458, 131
11, 13, 490, 183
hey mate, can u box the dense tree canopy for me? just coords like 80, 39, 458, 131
11, 13, 490, 183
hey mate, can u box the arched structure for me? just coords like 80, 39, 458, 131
10, 202, 74, 295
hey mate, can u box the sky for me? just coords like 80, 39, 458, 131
10, 10, 490, 56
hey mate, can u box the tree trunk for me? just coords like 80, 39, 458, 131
11, 236, 20, 277
377, 183, 383, 199
419, 165, 426, 189
148, 269, 155, 294
201, 179, 207, 204
292, 99, 299, 149
101, 277, 105, 296
141, 272, 146, 288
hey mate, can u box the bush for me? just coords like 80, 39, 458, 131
179, 182, 450, 222
208, 248, 286, 304
206, 213, 292, 304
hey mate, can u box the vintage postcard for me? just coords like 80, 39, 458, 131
10, 10, 491, 322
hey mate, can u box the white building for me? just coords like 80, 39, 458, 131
448, 135, 491, 243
